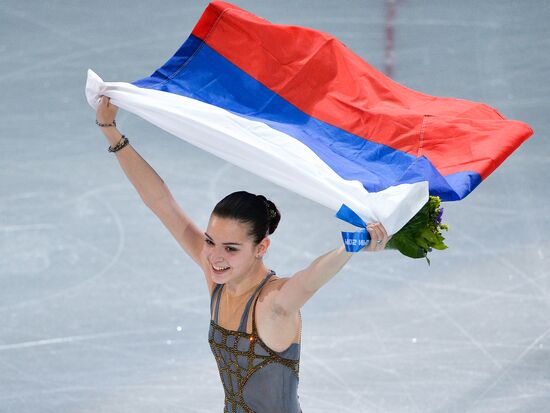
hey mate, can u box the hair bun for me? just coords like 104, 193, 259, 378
263, 198, 281, 235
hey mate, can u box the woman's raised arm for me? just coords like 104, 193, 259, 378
271, 222, 390, 315
96, 97, 208, 278
96, 96, 171, 205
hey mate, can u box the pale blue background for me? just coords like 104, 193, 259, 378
1, 1, 549, 412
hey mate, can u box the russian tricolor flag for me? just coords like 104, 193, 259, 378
85, 1, 533, 236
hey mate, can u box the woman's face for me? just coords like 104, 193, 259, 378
201, 215, 266, 284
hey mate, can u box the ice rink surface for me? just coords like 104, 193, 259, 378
1, 1, 549, 412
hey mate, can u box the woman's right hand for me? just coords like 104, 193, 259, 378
96, 96, 119, 125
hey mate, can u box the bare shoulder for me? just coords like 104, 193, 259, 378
257, 275, 287, 302
257, 275, 300, 317
255, 275, 301, 349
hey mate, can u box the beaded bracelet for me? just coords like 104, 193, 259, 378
108, 135, 130, 153
96, 119, 116, 127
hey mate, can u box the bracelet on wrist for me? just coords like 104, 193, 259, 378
108, 134, 130, 153
96, 119, 116, 127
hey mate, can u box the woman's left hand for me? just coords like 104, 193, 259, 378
363, 222, 391, 252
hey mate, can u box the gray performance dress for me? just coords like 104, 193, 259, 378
209, 270, 302, 413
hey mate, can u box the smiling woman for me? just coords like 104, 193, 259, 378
94, 93, 390, 413
96, 99, 390, 413
94, 74, 390, 413
203, 193, 283, 298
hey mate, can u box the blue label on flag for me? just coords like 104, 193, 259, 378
335, 203, 371, 252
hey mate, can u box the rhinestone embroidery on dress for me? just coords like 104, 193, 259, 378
208, 270, 301, 413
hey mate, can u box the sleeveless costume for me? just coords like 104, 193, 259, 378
209, 270, 302, 412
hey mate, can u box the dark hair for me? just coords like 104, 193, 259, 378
212, 191, 281, 245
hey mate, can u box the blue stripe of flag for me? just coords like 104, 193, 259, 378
132, 34, 480, 200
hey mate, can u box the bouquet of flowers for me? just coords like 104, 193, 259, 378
386, 196, 448, 265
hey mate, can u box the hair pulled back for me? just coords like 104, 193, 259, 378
212, 191, 281, 245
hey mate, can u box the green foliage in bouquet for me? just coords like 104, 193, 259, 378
386, 196, 448, 265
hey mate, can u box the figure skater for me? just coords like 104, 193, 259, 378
95, 96, 391, 413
